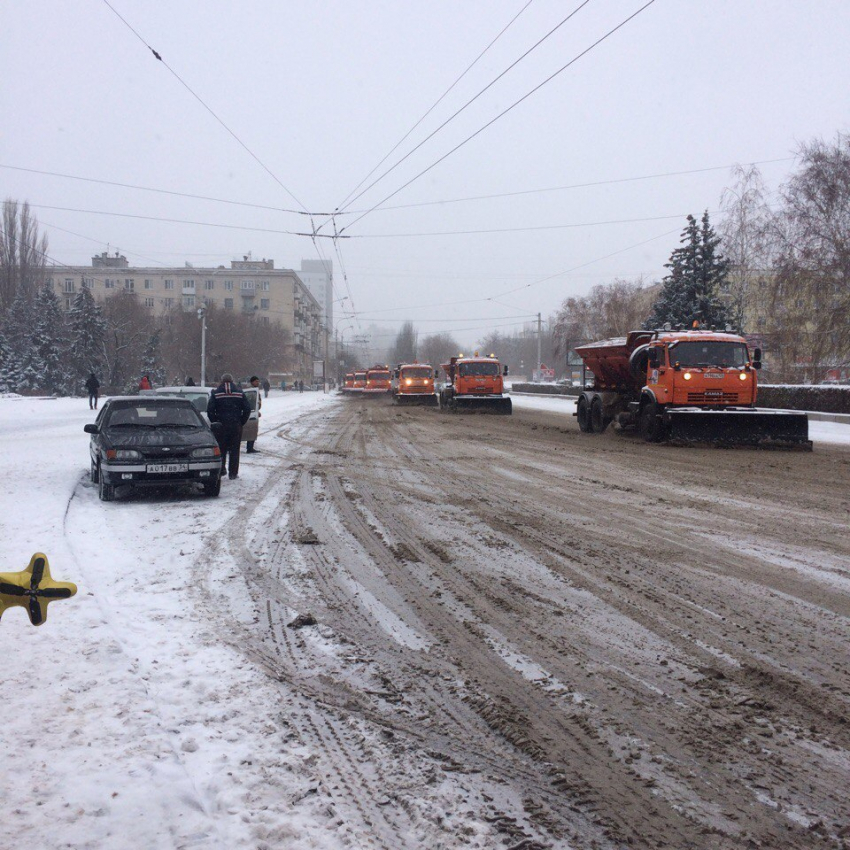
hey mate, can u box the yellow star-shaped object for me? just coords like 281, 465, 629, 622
0, 553, 77, 626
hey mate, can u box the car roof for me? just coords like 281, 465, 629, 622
105, 396, 195, 407
154, 386, 211, 393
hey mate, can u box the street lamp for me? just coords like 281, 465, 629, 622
197, 307, 207, 386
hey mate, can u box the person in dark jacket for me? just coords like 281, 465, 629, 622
261, 378, 270, 398
207, 373, 251, 479
85, 373, 100, 410
185, 376, 196, 386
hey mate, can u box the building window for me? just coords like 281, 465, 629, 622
83, 278, 94, 289
164, 279, 174, 290
47, 277, 54, 287
183, 279, 195, 290
204, 279, 214, 290
65, 296, 74, 309
144, 297, 155, 308
125, 279, 134, 291
104, 278, 115, 289
63, 278, 75, 293
260, 316, 269, 325
163, 297, 173, 307
260, 298, 270, 310
144, 279, 153, 289
241, 279, 255, 290
183, 294, 195, 308
224, 280, 233, 291
259, 280, 269, 291
224, 298, 233, 310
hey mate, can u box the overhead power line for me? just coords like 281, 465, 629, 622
101, 0, 310, 214
337, 0, 536, 210
340, 0, 658, 235
338, 0, 593, 215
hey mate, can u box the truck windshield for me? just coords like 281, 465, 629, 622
368, 372, 390, 381
402, 368, 432, 379
670, 341, 748, 368
354, 373, 367, 381
459, 362, 499, 377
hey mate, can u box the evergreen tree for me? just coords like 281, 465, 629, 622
390, 321, 418, 364
32, 284, 70, 394
0, 329, 13, 393
140, 329, 167, 387
647, 211, 731, 329
67, 284, 106, 389
4, 286, 36, 391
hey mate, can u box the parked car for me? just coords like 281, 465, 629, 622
151, 386, 213, 422
85, 396, 223, 501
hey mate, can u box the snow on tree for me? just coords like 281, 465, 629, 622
647, 212, 731, 330
32, 284, 71, 395
140, 329, 167, 387
67, 284, 107, 388
0, 329, 13, 392
3, 286, 36, 392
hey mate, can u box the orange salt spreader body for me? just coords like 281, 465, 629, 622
573, 327, 810, 447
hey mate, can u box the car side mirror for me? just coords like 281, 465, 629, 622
752, 360, 762, 370
84, 423, 98, 434
503, 366, 509, 376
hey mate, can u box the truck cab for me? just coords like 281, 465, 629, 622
439, 354, 512, 414
364, 365, 393, 394
352, 370, 367, 392
393, 363, 438, 405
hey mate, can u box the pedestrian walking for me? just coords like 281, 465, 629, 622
85, 373, 100, 410
139, 375, 152, 391
298, 379, 304, 393
246, 376, 261, 453
207, 373, 251, 480
262, 377, 270, 398
185, 376, 196, 386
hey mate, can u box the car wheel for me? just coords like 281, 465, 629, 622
203, 477, 221, 497
98, 465, 115, 501
90, 458, 99, 484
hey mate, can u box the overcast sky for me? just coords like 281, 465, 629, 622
3, 1, 848, 347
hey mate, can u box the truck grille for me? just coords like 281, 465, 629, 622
687, 392, 739, 403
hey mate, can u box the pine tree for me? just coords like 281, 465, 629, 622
4, 287, 36, 392
67, 284, 107, 390
32, 284, 70, 394
647, 212, 732, 329
140, 329, 167, 387
0, 329, 13, 393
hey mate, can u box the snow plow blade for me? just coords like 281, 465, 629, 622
666, 408, 811, 449
452, 396, 512, 415
395, 393, 439, 407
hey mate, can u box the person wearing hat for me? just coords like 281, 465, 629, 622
207, 373, 251, 479
246, 376, 261, 453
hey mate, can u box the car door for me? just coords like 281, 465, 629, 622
242, 387, 259, 441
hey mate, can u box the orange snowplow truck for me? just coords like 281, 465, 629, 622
439, 354, 511, 414
574, 327, 810, 447
352, 370, 367, 393
393, 363, 438, 406
341, 373, 355, 393
364, 365, 393, 395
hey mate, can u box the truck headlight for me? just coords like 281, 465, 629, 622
683, 372, 692, 381
191, 446, 220, 458
106, 448, 142, 460
405, 379, 412, 385
739, 372, 748, 381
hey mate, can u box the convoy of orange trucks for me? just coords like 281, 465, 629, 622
439, 354, 512, 414
573, 327, 811, 448
393, 363, 438, 406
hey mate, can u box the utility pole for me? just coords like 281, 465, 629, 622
197, 307, 207, 386
537, 312, 542, 372
324, 321, 330, 393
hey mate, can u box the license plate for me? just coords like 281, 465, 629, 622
146, 463, 188, 473
704, 390, 723, 396
705, 372, 724, 379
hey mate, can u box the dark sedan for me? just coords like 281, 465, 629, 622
85, 396, 223, 501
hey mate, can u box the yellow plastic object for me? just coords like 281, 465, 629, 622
0, 553, 77, 626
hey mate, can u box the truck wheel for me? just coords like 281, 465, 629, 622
640, 401, 665, 443
590, 397, 610, 433
577, 396, 593, 432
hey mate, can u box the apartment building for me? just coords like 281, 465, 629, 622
47, 253, 325, 370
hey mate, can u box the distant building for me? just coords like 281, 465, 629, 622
45, 253, 325, 377
299, 258, 333, 328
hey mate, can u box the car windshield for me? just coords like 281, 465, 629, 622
670, 341, 748, 368
402, 368, 432, 379
106, 403, 204, 428
459, 361, 500, 377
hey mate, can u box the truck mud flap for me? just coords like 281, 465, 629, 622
666, 408, 812, 449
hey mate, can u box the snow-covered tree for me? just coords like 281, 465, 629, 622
3, 286, 36, 392
0, 329, 13, 393
67, 284, 107, 388
140, 329, 167, 387
32, 284, 70, 394
389, 321, 418, 365
647, 212, 731, 330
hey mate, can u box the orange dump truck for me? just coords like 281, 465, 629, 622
393, 363, 438, 406
439, 354, 511, 414
364, 365, 393, 395
574, 328, 810, 447
352, 370, 367, 393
